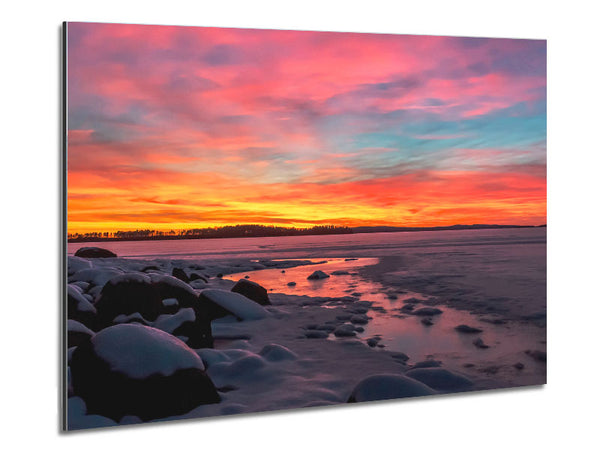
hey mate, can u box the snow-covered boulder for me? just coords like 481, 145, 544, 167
70, 280, 90, 291
70, 324, 220, 421
347, 374, 436, 402
149, 274, 198, 308
199, 289, 270, 321
405, 368, 474, 391
307, 270, 330, 280
231, 279, 271, 305
94, 273, 162, 328
67, 319, 95, 348
67, 256, 92, 275
258, 344, 297, 362
67, 396, 118, 430
152, 308, 196, 335
149, 274, 213, 348
69, 268, 123, 288
67, 285, 97, 328
74, 247, 117, 258
412, 360, 442, 369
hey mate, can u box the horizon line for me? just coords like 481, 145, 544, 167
67, 222, 547, 238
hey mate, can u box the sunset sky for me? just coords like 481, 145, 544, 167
67, 23, 546, 233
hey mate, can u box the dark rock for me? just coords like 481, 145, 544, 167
287, 282, 297, 286
94, 274, 162, 329
473, 337, 489, 349
350, 314, 369, 325
70, 324, 220, 422
171, 267, 189, 283
481, 317, 508, 325
413, 307, 443, 316
514, 362, 525, 370
141, 266, 161, 273
231, 279, 271, 306
333, 324, 356, 337
305, 330, 329, 339
189, 273, 208, 283
525, 350, 547, 362
421, 317, 434, 326
331, 270, 350, 276
307, 270, 330, 280
390, 352, 410, 362
413, 360, 442, 369
367, 338, 378, 347
455, 324, 483, 334
74, 247, 117, 258
316, 324, 336, 332
480, 365, 501, 375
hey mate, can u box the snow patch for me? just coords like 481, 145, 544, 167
152, 308, 196, 334
348, 374, 436, 402
67, 319, 94, 336
201, 289, 270, 320
92, 324, 205, 378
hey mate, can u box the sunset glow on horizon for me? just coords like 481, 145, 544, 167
67, 23, 546, 234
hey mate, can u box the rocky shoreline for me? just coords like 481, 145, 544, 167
66, 248, 544, 430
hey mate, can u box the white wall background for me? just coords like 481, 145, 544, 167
1, 0, 598, 448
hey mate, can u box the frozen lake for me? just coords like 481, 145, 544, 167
68, 227, 546, 261
69, 227, 546, 390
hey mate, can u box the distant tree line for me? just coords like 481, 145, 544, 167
68, 224, 353, 242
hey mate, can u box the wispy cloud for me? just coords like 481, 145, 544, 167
67, 23, 546, 232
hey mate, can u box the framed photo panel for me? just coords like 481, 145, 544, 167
63, 22, 546, 431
